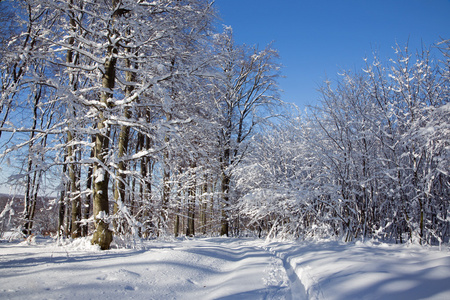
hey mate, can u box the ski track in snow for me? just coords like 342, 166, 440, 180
1, 237, 450, 300
257, 243, 307, 300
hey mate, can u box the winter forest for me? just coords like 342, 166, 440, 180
0, 0, 449, 252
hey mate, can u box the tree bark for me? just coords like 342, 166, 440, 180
113, 41, 135, 233
220, 135, 231, 236
22, 86, 42, 236
83, 145, 94, 237
186, 167, 196, 237
201, 175, 208, 234
91, 0, 125, 249
67, 1, 82, 239
161, 114, 172, 230
220, 172, 230, 236
91, 46, 116, 250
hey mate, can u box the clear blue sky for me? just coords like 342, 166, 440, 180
214, 0, 450, 109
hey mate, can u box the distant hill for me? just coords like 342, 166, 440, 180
0, 193, 59, 235
0, 193, 22, 211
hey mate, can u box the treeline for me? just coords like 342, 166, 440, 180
0, 0, 281, 249
0, 0, 448, 249
238, 44, 450, 245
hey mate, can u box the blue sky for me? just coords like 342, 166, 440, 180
214, 0, 450, 109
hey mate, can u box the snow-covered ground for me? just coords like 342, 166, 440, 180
1, 236, 449, 300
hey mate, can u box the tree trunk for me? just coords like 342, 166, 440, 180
91, 46, 116, 250
113, 111, 130, 232
92, 112, 113, 249
220, 172, 230, 236
67, 2, 82, 239
58, 160, 67, 238
174, 210, 180, 237
186, 177, 196, 237
22, 87, 42, 236
138, 132, 152, 237
174, 179, 182, 237
161, 119, 171, 230
113, 44, 134, 233
91, 0, 126, 249
58, 190, 66, 238
83, 139, 95, 237
201, 176, 208, 235
68, 131, 81, 238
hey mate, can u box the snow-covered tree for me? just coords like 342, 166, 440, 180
236, 40, 449, 244
0, 0, 218, 247
214, 28, 282, 236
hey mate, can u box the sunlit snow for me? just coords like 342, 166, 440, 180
1, 236, 449, 300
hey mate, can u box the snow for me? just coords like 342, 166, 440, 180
0, 237, 449, 300
94, 168, 105, 184
265, 240, 450, 300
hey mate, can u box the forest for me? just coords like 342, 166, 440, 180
0, 0, 448, 250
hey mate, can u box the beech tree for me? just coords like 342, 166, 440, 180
0, 0, 217, 246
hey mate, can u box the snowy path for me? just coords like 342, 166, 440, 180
0, 237, 299, 300
1, 237, 450, 300
259, 244, 306, 299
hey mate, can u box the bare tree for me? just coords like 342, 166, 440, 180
215, 28, 281, 236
